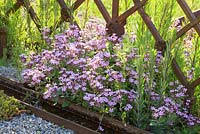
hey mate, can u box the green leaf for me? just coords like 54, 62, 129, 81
62, 101, 70, 108
121, 112, 127, 123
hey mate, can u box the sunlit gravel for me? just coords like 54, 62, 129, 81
0, 113, 74, 134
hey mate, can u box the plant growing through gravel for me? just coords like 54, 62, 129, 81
0, 90, 25, 120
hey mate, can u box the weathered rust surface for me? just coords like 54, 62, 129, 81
45, 97, 151, 134
21, 101, 99, 134
0, 76, 37, 102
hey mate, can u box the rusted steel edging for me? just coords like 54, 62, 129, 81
0, 84, 99, 134
0, 75, 150, 134
0, 76, 37, 97
3, 0, 200, 113
20, 101, 99, 134
44, 97, 151, 134
0, 82, 36, 104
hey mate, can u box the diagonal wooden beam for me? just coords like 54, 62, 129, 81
112, 0, 119, 20
171, 59, 195, 110
22, 0, 42, 33
176, 15, 200, 39
133, 0, 163, 41
171, 59, 190, 88
94, 0, 112, 23
73, 0, 85, 10
50, 0, 85, 34
0, 29, 7, 58
177, 0, 200, 35
6, 0, 23, 16
56, 0, 80, 28
191, 78, 200, 89
117, 0, 147, 24
133, 0, 166, 51
177, 9, 200, 24
57, 0, 73, 22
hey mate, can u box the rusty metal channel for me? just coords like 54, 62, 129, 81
0, 76, 150, 134
21, 101, 99, 134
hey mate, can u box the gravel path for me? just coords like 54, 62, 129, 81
0, 113, 74, 134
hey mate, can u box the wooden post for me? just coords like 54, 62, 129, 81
0, 28, 7, 58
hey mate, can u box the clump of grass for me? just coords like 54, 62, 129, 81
0, 90, 25, 120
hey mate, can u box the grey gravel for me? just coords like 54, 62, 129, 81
0, 66, 22, 82
0, 113, 74, 134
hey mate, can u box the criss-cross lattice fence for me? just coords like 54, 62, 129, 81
3, 0, 200, 110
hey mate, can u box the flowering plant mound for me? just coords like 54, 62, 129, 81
21, 23, 200, 132
21, 23, 137, 114
151, 81, 200, 126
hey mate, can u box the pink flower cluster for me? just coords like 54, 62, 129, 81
21, 23, 139, 115
151, 81, 200, 126
83, 89, 137, 112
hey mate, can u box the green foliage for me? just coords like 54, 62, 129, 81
0, 90, 25, 120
